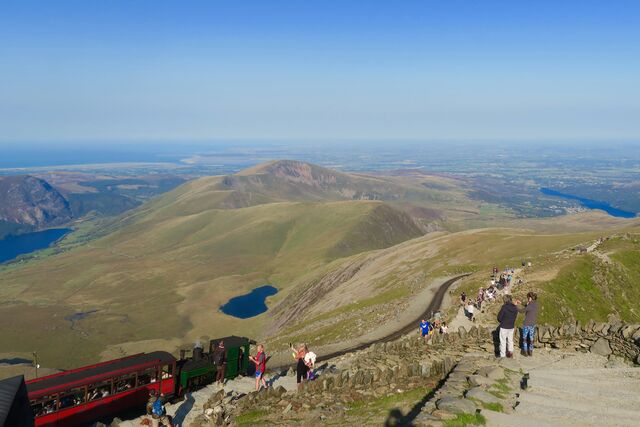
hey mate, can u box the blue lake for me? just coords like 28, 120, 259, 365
220, 285, 278, 319
0, 228, 71, 264
540, 188, 637, 219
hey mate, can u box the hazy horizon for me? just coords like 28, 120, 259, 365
2, 1, 640, 143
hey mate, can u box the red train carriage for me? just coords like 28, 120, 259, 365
26, 351, 176, 427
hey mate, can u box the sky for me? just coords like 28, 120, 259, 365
1, 1, 639, 143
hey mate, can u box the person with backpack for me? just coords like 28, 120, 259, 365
147, 390, 173, 427
516, 292, 539, 357
213, 340, 227, 384
249, 344, 268, 391
497, 295, 519, 358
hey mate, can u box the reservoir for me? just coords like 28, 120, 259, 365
220, 285, 278, 319
0, 228, 71, 264
540, 188, 637, 219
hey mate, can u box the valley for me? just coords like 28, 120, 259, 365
1, 160, 638, 376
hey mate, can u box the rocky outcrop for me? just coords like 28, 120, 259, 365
0, 175, 72, 229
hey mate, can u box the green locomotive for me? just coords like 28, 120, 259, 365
175, 335, 252, 394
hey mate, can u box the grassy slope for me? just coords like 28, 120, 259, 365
265, 227, 608, 351
537, 235, 640, 324
2, 160, 636, 372
0, 193, 422, 368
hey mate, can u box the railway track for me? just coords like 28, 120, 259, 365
271, 273, 469, 371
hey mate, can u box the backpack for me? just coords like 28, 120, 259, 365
152, 398, 165, 417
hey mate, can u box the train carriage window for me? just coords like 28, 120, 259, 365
59, 386, 86, 409
87, 379, 113, 401
31, 394, 58, 417
161, 364, 173, 379
114, 373, 136, 393
137, 367, 158, 387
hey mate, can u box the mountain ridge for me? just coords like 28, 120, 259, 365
0, 175, 72, 237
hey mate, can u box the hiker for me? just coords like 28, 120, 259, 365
464, 301, 475, 321
497, 295, 519, 358
147, 390, 173, 427
433, 310, 443, 326
304, 349, 317, 380
440, 321, 448, 334
249, 344, 268, 391
213, 340, 227, 384
517, 292, 539, 357
419, 318, 431, 342
460, 292, 467, 305
291, 343, 308, 391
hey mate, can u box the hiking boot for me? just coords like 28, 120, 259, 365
527, 349, 533, 357
521, 349, 527, 357
507, 351, 513, 358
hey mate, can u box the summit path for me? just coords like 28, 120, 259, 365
485, 350, 640, 427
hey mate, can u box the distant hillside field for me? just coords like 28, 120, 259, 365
0, 161, 458, 368
1, 160, 637, 373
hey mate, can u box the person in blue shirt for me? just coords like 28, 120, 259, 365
419, 319, 431, 342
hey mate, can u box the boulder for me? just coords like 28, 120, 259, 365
458, 327, 467, 340
621, 325, 639, 339
477, 366, 505, 381
436, 396, 477, 414
590, 337, 612, 356
467, 375, 493, 388
609, 322, 624, 335
352, 370, 365, 386
466, 387, 502, 404
469, 326, 478, 338
274, 385, 287, 397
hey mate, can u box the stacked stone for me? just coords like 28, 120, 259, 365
536, 320, 640, 363
190, 319, 639, 425
415, 352, 519, 424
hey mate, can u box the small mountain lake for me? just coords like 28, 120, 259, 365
540, 188, 637, 219
220, 285, 278, 319
0, 228, 71, 264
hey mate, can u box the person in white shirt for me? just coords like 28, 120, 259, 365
465, 303, 475, 321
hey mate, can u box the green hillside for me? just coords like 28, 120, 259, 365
3, 160, 636, 374
0, 162, 428, 368
538, 235, 640, 324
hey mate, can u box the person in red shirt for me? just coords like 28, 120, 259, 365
249, 344, 268, 391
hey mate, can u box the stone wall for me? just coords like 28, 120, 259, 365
192, 321, 640, 425
533, 320, 640, 363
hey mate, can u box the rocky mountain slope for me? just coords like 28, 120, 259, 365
0, 175, 72, 237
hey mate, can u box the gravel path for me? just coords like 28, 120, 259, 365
486, 350, 640, 427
